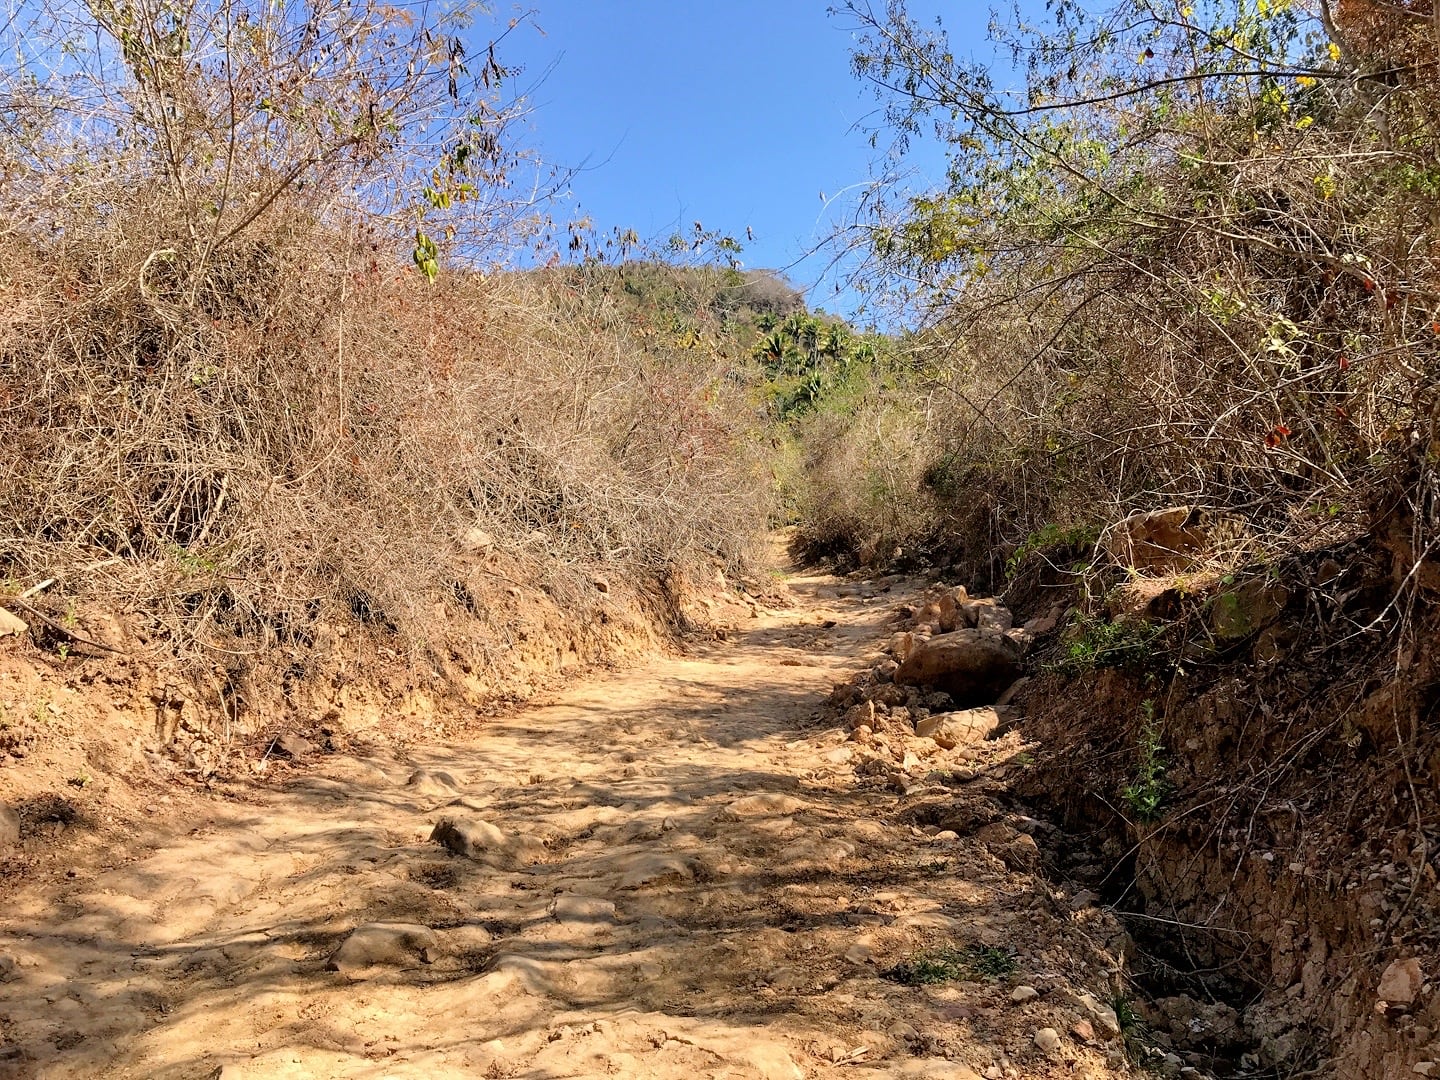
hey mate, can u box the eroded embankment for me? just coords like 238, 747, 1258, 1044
1007, 536, 1440, 1079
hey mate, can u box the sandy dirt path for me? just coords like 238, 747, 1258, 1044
0, 561, 1136, 1080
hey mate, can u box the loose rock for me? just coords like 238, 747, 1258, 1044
894, 630, 1022, 706
914, 708, 1000, 749
971, 604, 1013, 632
936, 588, 971, 633
1107, 505, 1208, 573
327, 922, 438, 978
0, 608, 26, 637
550, 895, 617, 923
843, 700, 876, 731
1034, 1027, 1062, 1053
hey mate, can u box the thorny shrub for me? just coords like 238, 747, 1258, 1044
0, 0, 771, 671
808, 0, 1440, 598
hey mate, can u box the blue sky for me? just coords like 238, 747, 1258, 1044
501, 1, 978, 312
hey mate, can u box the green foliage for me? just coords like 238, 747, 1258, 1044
1111, 993, 1142, 1034
1109, 993, 1160, 1066
751, 311, 890, 421
1121, 700, 1168, 823
1053, 614, 1164, 674
412, 230, 439, 282
885, 944, 1018, 985
1005, 522, 1101, 579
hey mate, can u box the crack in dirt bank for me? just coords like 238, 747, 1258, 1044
0, 562, 1143, 1080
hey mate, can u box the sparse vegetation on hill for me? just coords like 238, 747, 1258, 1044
0, 0, 780, 682
803, 0, 1439, 588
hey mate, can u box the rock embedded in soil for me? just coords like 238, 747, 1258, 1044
406, 768, 462, 795
1034, 1026, 1062, 1053
0, 803, 18, 851
434, 924, 493, 957
549, 895, 617, 923
273, 733, 314, 760
615, 852, 695, 889
430, 815, 509, 861
720, 792, 806, 818
1073, 990, 1123, 1038
327, 922, 438, 978
914, 708, 1000, 749
1378, 957, 1424, 1006
1010, 985, 1039, 1004
894, 630, 1022, 706
1155, 995, 1244, 1049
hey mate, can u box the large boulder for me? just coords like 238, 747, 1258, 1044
894, 630, 1022, 706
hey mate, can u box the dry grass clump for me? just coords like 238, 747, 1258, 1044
0, 207, 770, 664
789, 396, 938, 567
805, 0, 1440, 587
0, 0, 771, 677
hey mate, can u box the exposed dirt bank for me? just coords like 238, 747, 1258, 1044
1010, 536, 1440, 1079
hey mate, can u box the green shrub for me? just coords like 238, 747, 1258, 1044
1120, 701, 1169, 823
885, 944, 1018, 985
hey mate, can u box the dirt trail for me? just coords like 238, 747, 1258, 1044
0, 561, 1136, 1080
